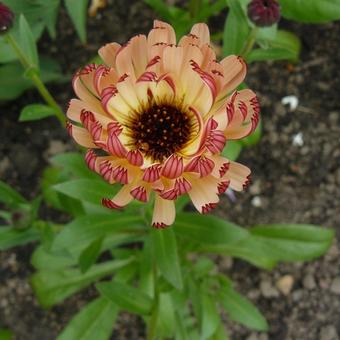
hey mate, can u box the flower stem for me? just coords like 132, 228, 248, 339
189, 0, 202, 19
240, 27, 259, 58
5, 33, 66, 125
147, 261, 160, 340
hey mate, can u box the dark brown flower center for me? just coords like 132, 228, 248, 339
130, 104, 193, 162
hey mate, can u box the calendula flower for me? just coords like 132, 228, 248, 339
247, 0, 280, 27
0, 2, 14, 34
67, 21, 259, 227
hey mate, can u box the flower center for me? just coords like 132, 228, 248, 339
130, 104, 193, 163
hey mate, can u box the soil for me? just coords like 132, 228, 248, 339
0, 0, 339, 339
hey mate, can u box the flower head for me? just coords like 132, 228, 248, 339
0, 2, 14, 34
247, 0, 280, 27
67, 21, 259, 227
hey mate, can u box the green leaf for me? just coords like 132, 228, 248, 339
79, 237, 103, 273
0, 226, 39, 250
0, 328, 13, 340
152, 228, 183, 290
19, 15, 39, 68
57, 297, 118, 340
19, 104, 56, 121
31, 258, 133, 307
249, 224, 334, 261
200, 293, 220, 340
53, 179, 119, 205
51, 152, 99, 179
157, 293, 176, 338
144, 0, 173, 22
222, 141, 242, 161
280, 0, 340, 23
248, 30, 301, 63
97, 281, 153, 315
0, 181, 27, 208
175, 213, 248, 246
223, 0, 250, 55
219, 285, 268, 331
0, 57, 67, 101
64, 0, 89, 43
52, 214, 144, 258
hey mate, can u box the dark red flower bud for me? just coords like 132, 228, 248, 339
0, 2, 14, 34
247, 0, 280, 27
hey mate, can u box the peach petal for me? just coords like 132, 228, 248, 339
102, 184, 134, 209
142, 164, 161, 183
184, 155, 214, 178
222, 161, 251, 191
107, 130, 127, 158
94, 65, 119, 95
130, 185, 150, 202
126, 150, 144, 167
190, 23, 210, 46
98, 42, 121, 67
152, 195, 176, 228
67, 123, 96, 148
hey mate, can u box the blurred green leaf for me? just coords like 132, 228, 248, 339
79, 237, 103, 273
0, 329, 13, 340
19, 104, 56, 121
31, 258, 133, 307
0, 57, 67, 101
152, 228, 183, 290
200, 293, 220, 339
280, 0, 340, 23
0, 226, 39, 251
222, 141, 242, 161
51, 152, 99, 180
240, 120, 262, 147
249, 224, 334, 261
57, 297, 118, 340
175, 213, 248, 246
64, 0, 89, 43
223, 0, 250, 55
97, 281, 153, 315
53, 179, 119, 205
19, 14, 39, 68
248, 30, 301, 63
157, 293, 176, 338
219, 284, 268, 331
52, 214, 144, 258
0, 181, 27, 208
144, 0, 173, 22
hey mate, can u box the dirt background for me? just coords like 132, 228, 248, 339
0, 0, 339, 339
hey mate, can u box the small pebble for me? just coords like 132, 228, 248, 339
260, 280, 279, 298
330, 277, 340, 295
276, 275, 294, 295
251, 196, 262, 208
320, 325, 339, 340
303, 274, 316, 290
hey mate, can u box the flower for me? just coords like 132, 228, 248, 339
247, 0, 280, 27
0, 2, 14, 34
67, 21, 259, 228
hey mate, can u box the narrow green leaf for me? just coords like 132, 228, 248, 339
79, 237, 103, 273
19, 15, 39, 68
97, 281, 153, 315
280, 0, 340, 23
200, 293, 220, 339
175, 213, 248, 246
220, 285, 268, 331
223, 0, 250, 55
19, 104, 56, 121
0, 181, 27, 208
152, 228, 183, 290
52, 214, 144, 258
249, 224, 334, 261
0, 328, 12, 340
51, 152, 99, 179
64, 0, 89, 43
57, 297, 118, 340
31, 258, 133, 307
53, 179, 119, 205
0, 226, 39, 251
157, 293, 176, 338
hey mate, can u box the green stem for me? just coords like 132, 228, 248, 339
6, 33, 66, 125
240, 27, 259, 58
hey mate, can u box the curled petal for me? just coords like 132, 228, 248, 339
127, 150, 144, 167
98, 42, 121, 66
161, 154, 184, 179
67, 122, 96, 148
184, 155, 214, 177
222, 161, 251, 191
217, 180, 230, 195
130, 185, 149, 202
102, 184, 134, 209
107, 130, 127, 158
143, 164, 161, 183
